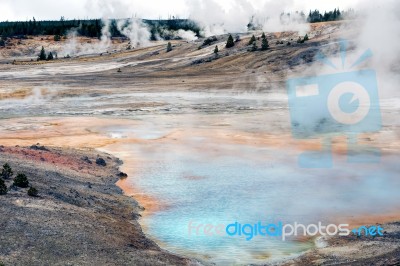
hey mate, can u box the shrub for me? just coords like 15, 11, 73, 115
226, 34, 235, 48
202, 36, 217, 46
297, 37, 304, 44
166, 42, 172, 52
95, 158, 106, 166
28, 187, 38, 197
118, 172, 128, 179
0, 179, 7, 195
13, 173, 29, 188
1, 163, 13, 179
54, 35, 61, 41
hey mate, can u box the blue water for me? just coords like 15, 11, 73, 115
121, 141, 400, 265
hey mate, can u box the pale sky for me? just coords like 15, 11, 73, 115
0, 0, 361, 21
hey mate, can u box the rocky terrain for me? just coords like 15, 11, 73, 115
0, 145, 194, 266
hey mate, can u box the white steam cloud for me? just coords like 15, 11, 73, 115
60, 23, 112, 57
117, 18, 151, 47
302, 0, 400, 99
176, 29, 198, 41
356, 0, 400, 98
187, 0, 310, 36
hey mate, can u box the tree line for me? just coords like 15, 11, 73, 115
0, 17, 201, 40
0, 17, 102, 38
307, 8, 356, 23
0, 8, 355, 39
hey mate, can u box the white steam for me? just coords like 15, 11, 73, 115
187, 0, 310, 36
356, 0, 400, 98
117, 18, 151, 47
187, 0, 252, 36
304, 0, 400, 98
177, 29, 198, 41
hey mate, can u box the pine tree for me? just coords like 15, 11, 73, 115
47, 52, 54, 60
38, 46, 46, 60
54, 35, 61, 41
214, 45, 219, 55
248, 35, 256, 45
166, 42, 172, 52
304, 34, 309, 41
226, 34, 235, 48
1, 163, 13, 179
261, 33, 269, 51
13, 173, 29, 188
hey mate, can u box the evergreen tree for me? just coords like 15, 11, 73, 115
304, 34, 309, 41
47, 52, 54, 60
0, 178, 7, 195
167, 42, 172, 52
13, 173, 29, 188
248, 34, 256, 45
214, 45, 219, 55
226, 34, 235, 48
261, 33, 269, 50
1, 163, 13, 179
38, 46, 46, 60
54, 35, 61, 41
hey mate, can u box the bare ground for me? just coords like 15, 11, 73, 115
0, 145, 196, 266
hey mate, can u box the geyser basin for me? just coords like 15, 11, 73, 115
104, 124, 400, 265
